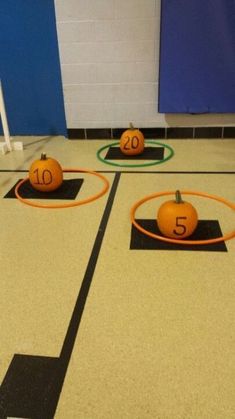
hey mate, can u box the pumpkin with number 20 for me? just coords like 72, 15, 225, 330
120, 123, 145, 156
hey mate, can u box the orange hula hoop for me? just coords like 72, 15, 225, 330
15, 168, 109, 209
130, 190, 235, 245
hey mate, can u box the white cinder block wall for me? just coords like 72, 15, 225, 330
55, 0, 235, 129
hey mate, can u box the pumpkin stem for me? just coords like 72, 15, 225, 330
175, 190, 184, 203
41, 153, 47, 160
129, 122, 134, 130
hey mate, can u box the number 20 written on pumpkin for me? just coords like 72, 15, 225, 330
33, 168, 53, 185
123, 135, 140, 150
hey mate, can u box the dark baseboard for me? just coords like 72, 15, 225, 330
67, 126, 235, 140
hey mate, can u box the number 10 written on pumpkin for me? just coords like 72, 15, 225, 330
33, 168, 53, 185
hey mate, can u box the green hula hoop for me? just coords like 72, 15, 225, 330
96, 140, 174, 168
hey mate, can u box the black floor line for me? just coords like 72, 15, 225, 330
0, 172, 121, 419
53, 171, 121, 416
95, 170, 235, 174
59, 172, 121, 367
0, 169, 28, 172
0, 169, 235, 175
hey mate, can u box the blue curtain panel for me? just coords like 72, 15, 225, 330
0, 0, 67, 135
158, 0, 235, 113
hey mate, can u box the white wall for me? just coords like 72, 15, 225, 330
55, 0, 235, 129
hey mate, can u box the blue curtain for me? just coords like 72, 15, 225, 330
158, 0, 235, 113
0, 1, 67, 136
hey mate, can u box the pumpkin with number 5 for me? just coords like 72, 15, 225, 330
29, 153, 63, 192
157, 190, 198, 239
120, 123, 144, 156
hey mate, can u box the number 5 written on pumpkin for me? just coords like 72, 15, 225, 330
173, 216, 187, 236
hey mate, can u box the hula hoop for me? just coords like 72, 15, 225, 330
96, 140, 174, 168
130, 190, 235, 245
15, 168, 109, 209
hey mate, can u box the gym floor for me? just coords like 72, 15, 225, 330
0, 136, 234, 419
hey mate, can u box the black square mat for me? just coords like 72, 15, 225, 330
105, 146, 164, 160
0, 354, 60, 417
130, 219, 227, 251
4, 178, 84, 200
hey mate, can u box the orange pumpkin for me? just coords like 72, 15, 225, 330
157, 190, 198, 239
29, 153, 63, 192
120, 123, 144, 155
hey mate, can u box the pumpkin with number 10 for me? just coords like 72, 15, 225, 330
29, 153, 63, 192
157, 190, 198, 239
120, 123, 145, 156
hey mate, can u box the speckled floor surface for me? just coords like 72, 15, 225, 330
0, 136, 234, 419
